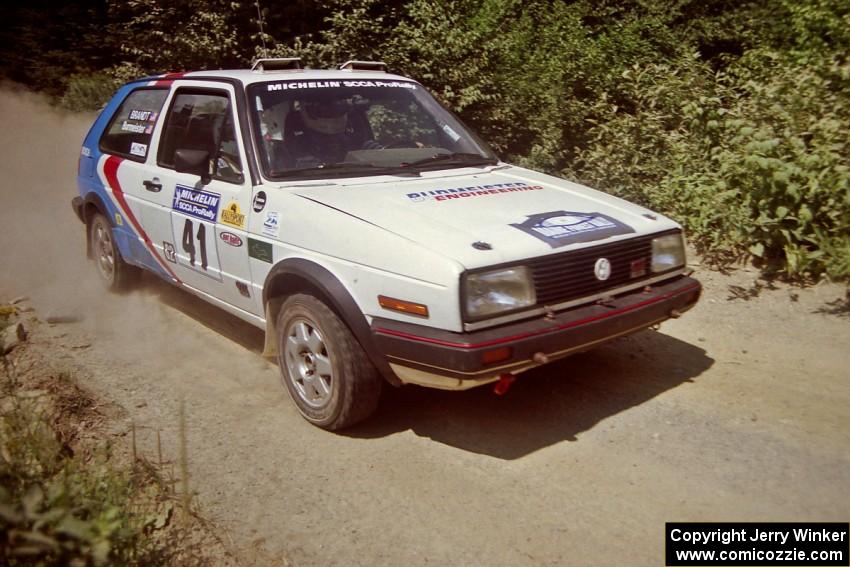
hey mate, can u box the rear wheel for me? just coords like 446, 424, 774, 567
276, 294, 381, 430
89, 213, 139, 291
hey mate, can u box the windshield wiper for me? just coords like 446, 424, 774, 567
403, 152, 498, 169
274, 162, 418, 178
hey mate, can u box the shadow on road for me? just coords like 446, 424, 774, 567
141, 275, 713, 460
348, 330, 713, 459
142, 275, 267, 354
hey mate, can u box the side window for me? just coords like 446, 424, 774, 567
99, 89, 168, 161
158, 90, 244, 184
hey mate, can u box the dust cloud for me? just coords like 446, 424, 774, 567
0, 85, 98, 310
0, 86, 262, 370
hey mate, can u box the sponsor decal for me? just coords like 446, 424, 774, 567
594, 258, 612, 281
128, 109, 158, 122
114, 212, 124, 226
248, 238, 273, 263
120, 121, 148, 134
130, 142, 147, 157
510, 210, 635, 248
442, 124, 461, 142
220, 201, 245, 228
252, 191, 267, 212
219, 231, 243, 247
406, 182, 544, 203
163, 241, 177, 263
80, 146, 91, 157
266, 80, 416, 92
171, 185, 221, 222
262, 211, 280, 237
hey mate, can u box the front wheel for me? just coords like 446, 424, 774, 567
89, 213, 139, 291
276, 294, 382, 430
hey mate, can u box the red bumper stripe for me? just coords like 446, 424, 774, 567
374, 281, 700, 350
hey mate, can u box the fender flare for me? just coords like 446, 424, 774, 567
81, 192, 112, 259
262, 258, 400, 386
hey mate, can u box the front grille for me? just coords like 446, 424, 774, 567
528, 232, 673, 306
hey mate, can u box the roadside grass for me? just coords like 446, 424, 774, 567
0, 304, 232, 566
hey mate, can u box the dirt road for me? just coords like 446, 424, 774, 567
1, 89, 848, 566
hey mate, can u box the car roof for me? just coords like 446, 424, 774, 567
143, 68, 419, 87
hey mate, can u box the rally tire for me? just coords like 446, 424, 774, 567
276, 294, 382, 430
89, 213, 139, 291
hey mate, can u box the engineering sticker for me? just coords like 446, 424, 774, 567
406, 182, 543, 203
510, 211, 635, 248
220, 201, 245, 229
172, 185, 221, 222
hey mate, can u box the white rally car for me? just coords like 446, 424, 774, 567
72, 59, 701, 429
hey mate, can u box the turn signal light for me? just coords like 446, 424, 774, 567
481, 347, 512, 365
378, 295, 429, 317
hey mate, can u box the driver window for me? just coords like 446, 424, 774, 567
158, 91, 244, 184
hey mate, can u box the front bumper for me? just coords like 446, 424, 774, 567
371, 275, 701, 389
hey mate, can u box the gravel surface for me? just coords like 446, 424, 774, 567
2, 88, 848, 566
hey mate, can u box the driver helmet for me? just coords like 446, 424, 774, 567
300, 96, 349, 135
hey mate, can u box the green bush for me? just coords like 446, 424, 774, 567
568, 48, 850, 279
59, 73, 120, 112
47, 0, 850, 280
0, 393, 177, 566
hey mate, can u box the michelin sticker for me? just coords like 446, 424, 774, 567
267, 80, 416, 92
172, 185, 221, 222
510, 211, 635, 248
262, 211, 280, 237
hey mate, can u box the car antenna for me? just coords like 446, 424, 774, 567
255, 0, 268, 58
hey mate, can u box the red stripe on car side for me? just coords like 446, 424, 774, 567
151, 72, 186, 87
103, 155, 181, 284
374, 281, 701, 350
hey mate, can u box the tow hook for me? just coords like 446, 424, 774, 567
493, 374, 516, 396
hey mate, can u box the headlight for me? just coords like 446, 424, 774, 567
465, 266, 536, 319
652, 233, 686, 273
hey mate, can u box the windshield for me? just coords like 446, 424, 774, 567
247, 79, 498, 179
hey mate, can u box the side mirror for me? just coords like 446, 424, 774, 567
174, 149, 212, 185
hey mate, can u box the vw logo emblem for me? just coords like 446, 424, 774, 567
594, 258, 611, 281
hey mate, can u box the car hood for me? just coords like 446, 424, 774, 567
289, 166, 680, 268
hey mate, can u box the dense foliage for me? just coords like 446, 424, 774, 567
1, 0, 847, 279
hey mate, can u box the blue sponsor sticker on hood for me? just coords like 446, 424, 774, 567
172, 185, 221, 222
511, 211, 635, 248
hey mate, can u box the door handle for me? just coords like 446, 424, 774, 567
143, 179, 162, 192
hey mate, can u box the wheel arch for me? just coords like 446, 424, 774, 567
82, 193, 111, 260
262, 258, 400, 386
